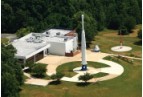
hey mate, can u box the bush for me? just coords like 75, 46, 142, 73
31, 63, 47, 78
16, 27, 33, 38
50, 72, 64, 82
138, 29, 142, 40
78, 73, 93, 83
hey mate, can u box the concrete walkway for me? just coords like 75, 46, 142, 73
25, 50, 141, 85
61, 59, 124, 82
25, 78, 52, 86
24, 72, 52, 86
111, 54, 142, 60
38, 51, 110, 76
38, 50, 124, 83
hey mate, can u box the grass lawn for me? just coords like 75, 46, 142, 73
20, 25, 141, 97
56, 61, 109, 77
1, 37, 9, 44
20, 56, 141, 97
89, 24, 142, 58
93, 72, 108, 78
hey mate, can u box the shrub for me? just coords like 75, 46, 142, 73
25, 61, 35, 71
16, 27, 33, 38
31, 63, 47, 78
138, 29, 142, 40
78, 73, 93, 83
50, 72, 64, 81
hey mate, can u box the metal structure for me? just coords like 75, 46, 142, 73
81, 14, 87, 71
120, 30, 123, 49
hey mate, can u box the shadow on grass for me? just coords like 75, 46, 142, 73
76, 82, 91, 87
49, 81, 61, 85
134, 40, 142, 46
31, 74, 45, 78
23, 68, 31, 73
18, 87, 22, 92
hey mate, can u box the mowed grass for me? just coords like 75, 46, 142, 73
56, 61, 109, 77
20, 57, 142, 97
89, 24, 142, 58
93, 72, 108, 78
20, 25, 141, 97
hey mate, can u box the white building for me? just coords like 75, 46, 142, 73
12, 29, 79, 63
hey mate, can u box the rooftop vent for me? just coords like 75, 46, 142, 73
33, 38, 43, 43
26, 37, 34, 42
46, 31, 50, 34
64, 37, 68, 41
56, 32, 60, 36
45, 31, 50, 37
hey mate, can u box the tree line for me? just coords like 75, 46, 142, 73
2, 0, 141, 42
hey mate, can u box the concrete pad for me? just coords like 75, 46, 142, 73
25, 78, 52, 86
111, 46, 132, 52
73, 67, 100, 74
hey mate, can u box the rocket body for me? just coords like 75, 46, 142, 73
81, 14, 87, 70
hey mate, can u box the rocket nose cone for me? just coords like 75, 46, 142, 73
82, 14, 84, 18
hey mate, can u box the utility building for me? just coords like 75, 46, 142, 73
12, 29, 79, 63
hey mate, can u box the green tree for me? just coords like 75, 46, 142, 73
128, 0, 141, 24
16, 27, 33, 38
78, 73, 93, 83
138, 29, 142, 40
108, 15, 121, 29
73, 11, 97, 42
2, 0, 141, 42
124, 16, 136, 33
31, 63, 47, 78
50, 72, 64, 82
118, 26, 128, 35
88, 0, 106, 30
1, 44, 24, 97
2, 72, 19, 97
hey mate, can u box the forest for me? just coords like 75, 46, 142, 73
1, 1, 142, 97
2, 0, 142, 42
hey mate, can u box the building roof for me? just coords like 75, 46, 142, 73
12, 38, 50, 59
12, 29, 76, 59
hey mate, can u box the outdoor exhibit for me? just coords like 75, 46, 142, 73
1, 0, 142, 97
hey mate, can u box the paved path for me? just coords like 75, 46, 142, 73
25, 50, 141, 84
25, 78, 52, 86
38, 50, 124, 83
61, 59, 124, 82
24, 72, 52, 86
38, 51, 110, 76
111, 54, 142, 60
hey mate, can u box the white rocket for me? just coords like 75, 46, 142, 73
81, 14, 87, 70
